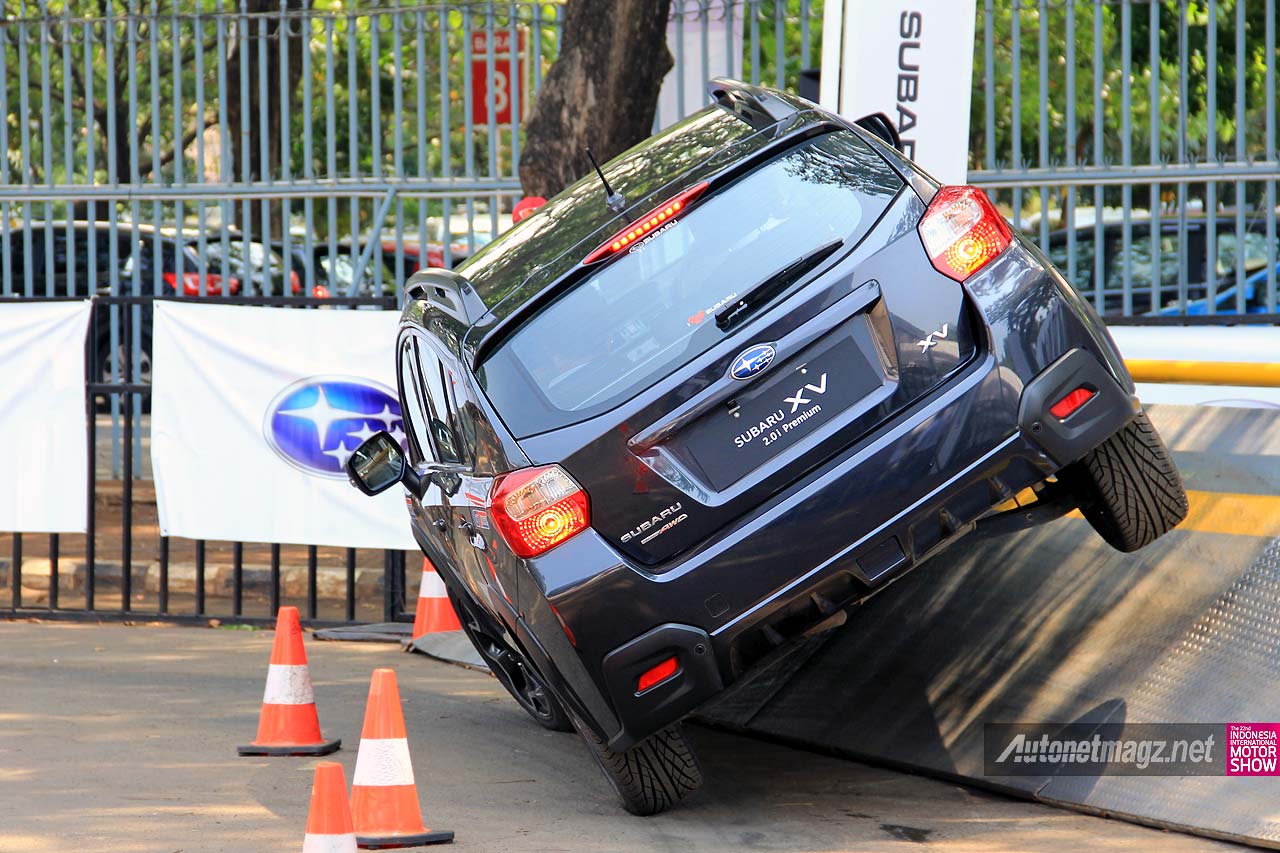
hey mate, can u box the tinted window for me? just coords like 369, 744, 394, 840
401, 336, 465, 465
479, 130, 902, 437
1106, 232, 1183, 292
400, 340, 434, 464
1048, 235, 1097, 289
1215, 230, 1278, 279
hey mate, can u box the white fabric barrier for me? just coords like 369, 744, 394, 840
0, 300, 92, 533
1109, 325, 1280, 409
150, 302, 418, 549
822, 1, 978, 184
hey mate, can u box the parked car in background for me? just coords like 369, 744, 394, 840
1153, 264, 1279, 316
3, 221, 240, 385
308, 243, 396, 297
200, 237, 299, 297
1044, 212, 1280, 316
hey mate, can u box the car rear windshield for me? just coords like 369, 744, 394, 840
478, 130, 903, 437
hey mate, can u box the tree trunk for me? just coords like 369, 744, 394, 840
519, 0, 673, 199
223, 0, 309, 241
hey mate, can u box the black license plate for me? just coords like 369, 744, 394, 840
681, 336, 879, 489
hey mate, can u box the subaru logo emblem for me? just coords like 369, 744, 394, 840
263, 376, 404, 479
729, 343, 777, 381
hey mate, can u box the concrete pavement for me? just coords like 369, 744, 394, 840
0, 622, 1240, 852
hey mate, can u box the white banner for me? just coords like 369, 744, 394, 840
822, 0, 977, 184
150, 302, 418, 549
0, 300, 92, 533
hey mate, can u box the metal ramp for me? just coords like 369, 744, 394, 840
699, 405, 1280, 849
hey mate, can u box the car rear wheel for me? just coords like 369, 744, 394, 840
571, 711, 704, 816
447, 587, 573, 732
1061, 411, 1189, 552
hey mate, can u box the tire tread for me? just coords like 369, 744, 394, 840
1064, 411, 1189, 552
577, 720, 703, 816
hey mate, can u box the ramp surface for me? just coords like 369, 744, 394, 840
700, 405, 1280, 848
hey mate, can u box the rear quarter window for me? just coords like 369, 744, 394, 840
478, 130, 903, 437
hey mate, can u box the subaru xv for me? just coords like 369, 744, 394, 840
346, 79, 1188, 815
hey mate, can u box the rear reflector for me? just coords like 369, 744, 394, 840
490, 465, 590, 558
1049, 386, 1097, 419
918, 185, 1012, 281
637, 656, 679, 693
582, 181, 710, 265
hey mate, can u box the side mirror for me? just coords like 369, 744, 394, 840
346, 431, 410, 496
345, 430, 470, 497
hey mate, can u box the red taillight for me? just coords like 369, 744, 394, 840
312, 285, 331, 299
918, 185, 1012, 282
581, 181, 710, 265
163, 271, 229, 295
289, 270, 302, 294
637, 656, 679, 693
1049, 386, 1097, 419
489, 465, 590, 558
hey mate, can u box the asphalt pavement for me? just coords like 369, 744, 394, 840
0, 621, 1241, 852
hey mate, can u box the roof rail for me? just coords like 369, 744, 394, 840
706, 78, 801, 130
405, 268, 486, 326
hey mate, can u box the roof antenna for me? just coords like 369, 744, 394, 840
586, 148, 627, 214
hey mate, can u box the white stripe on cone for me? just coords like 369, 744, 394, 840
261, 663, 316, 706
419, 569, 447, 599
302, 832, 357, 853
352, 738, 416, 787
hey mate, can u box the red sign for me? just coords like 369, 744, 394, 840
471, 29, 526, 125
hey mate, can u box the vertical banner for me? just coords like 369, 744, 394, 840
0, 301, 92, 533
657, 1, 746, 129
823, 0, 977, 184
150, 302, 418, 550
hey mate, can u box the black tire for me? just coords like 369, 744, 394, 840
572, 714, 704, 816
1061, 411, 1188, 552
447, 587, 574, 732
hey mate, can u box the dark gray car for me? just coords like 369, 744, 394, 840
346, 80, 1188, 815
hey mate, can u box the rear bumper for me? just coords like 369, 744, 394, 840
531, 248, 1136, 750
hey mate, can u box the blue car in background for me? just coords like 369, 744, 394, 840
1045, 213, 1280, 317
1155, 262, 1279, 316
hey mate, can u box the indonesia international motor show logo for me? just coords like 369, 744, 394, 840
1226, 723, 1280, 776
263, 376, 404, 478
984, 722, 1280, 776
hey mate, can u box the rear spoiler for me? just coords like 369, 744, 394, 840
707, 77, 906, 155
405, 268, 486, 327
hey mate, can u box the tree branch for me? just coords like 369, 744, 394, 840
136, 116, 219, 178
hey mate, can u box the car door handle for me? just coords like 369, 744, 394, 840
433, 519, 448, 532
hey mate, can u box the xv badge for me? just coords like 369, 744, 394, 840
918, 323, 950, 353
783, 372, 828, 414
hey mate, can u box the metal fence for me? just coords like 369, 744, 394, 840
1, 0, 1275, 626
972, 0, 1279, 320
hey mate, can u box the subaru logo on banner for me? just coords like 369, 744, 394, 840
263, 376, 403, 478
729, 344, 777, 380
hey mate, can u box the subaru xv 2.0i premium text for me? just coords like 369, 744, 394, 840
346, 80, 1188, 815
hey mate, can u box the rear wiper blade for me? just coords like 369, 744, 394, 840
714, 239, 844, 331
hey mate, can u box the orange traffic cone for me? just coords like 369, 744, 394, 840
303, 762, 358, 853
411, 558, 461, 641
350, 668, 453, 848
237, 606, 341, 756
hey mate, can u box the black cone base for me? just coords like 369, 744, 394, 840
357, 828, 455, 848
237, 737, 341, 756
